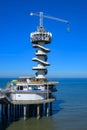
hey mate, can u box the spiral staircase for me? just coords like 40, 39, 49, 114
30, 26, 52, 80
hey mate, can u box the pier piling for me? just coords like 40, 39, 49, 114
45, 103, 49, 117
2, 104, 5, 122
24, 105, 27, 120
50, 102, 52, 115
0, 99, 55, 121
37, 104, 40, 119
5, 104, 8, 120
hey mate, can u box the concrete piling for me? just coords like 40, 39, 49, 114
10, 104, 14, 120
24, 105, 27, 120
50, 102, 52, 115
45, 103, 49, 117
2, 104, 5, 121
0, 99, 55, 121
5, 104, 8, 120
37, 104, 40, 119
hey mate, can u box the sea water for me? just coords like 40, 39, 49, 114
0, 78, 87, 130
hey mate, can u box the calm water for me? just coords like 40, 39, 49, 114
0, 78, 87, 130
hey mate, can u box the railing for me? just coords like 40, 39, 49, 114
0, 90, 11, 103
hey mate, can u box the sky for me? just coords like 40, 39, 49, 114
0, 0, 87, 78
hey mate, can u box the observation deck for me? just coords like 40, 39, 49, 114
30, 26, 52, 44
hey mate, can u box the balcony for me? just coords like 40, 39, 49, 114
30, 32, 52, 44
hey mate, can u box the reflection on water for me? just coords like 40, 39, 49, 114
7, 118, 56, 130
0, 117, 58, 130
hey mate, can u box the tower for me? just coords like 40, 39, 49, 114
30, 13, 52, 80
30, 12, 69, 80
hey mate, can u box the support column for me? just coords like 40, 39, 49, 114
40, 104, 43, 117
29, 105, 31, 117
5, 104, 8, 120
16, 105, 20, 119
18, 104, 20, 118
27, 104, 29, 118
10, 104, 14, 120
45, 103, 49, 117
18, 105, 21, 118
34, 104, 37, 117
2, 104, 5, 122
20, 104, 23, 117
24, 105, 27, 120
13, 104, 15, 120
37, 104, 40, 119
50, 102, 52, 115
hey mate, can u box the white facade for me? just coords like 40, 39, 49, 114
9, 93, 47, 100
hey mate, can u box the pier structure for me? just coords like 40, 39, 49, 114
0, 90, 55, 121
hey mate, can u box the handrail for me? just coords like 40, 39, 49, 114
0, 90, 11, 102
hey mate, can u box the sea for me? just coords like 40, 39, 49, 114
0, 78, 87, 130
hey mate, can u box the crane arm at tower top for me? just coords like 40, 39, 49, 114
30, 12, 70, 27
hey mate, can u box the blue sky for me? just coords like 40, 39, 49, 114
0, 0, 87, 78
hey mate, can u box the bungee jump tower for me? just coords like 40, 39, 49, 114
30, 12, 69, 80
30, 12, 51, 80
